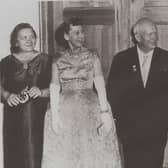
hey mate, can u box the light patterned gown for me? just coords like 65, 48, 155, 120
42, 48, 122, 168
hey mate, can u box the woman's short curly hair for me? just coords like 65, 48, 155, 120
55, 17, 82, 49
10, 23, 37, 53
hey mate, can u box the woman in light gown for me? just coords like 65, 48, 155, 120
42, 18, 122, 168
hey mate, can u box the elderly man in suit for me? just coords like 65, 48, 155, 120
107, 17, 168, 168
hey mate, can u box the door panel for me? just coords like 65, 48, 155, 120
143, 0, 168, 51
157, 25, 168, 50
130, 0, 168, 50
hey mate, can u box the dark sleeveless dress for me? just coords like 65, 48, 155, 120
0, 53, 51, 168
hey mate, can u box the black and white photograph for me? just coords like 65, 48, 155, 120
1, 0, 168, 168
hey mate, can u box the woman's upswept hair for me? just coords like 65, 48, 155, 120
55, 17, 82, 49
10, 23, 37, 53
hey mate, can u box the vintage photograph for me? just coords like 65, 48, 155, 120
1, 0, 168, 168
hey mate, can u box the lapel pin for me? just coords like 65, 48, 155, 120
132, 65, 137, 72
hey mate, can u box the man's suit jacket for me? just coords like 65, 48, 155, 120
107, 46, 168, 142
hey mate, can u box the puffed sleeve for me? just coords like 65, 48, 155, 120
0, 57, 10, 102
38, 53, 52, 89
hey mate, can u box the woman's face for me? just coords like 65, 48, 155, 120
16, 28, 36, 52
65, 25, 85, 49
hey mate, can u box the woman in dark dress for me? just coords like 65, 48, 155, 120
0, 23, 51, 168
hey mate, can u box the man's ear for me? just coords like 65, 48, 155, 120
135, 33, 141, 43
64, 33, 69, 41
15, 42, 19, 47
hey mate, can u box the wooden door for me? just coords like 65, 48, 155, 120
130, 0, 168, 50
39, 1, 116, 81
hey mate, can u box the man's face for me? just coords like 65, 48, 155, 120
138, 23, 158, 52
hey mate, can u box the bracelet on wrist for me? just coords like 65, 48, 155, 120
40, 89, 50, 97
100, 109, 109, 113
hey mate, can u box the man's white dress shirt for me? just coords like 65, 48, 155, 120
137, 46, 154, 87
